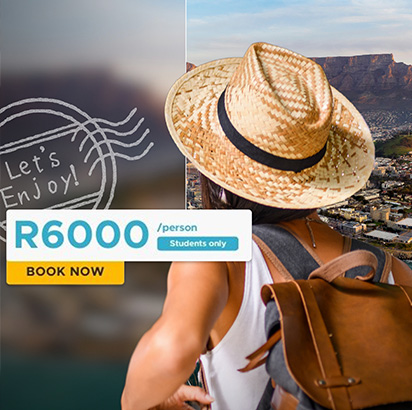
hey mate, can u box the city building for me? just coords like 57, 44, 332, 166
381, 181, 404, 189
370, 206, 390, 222
396, 218, 412, 229
358, 189, 381, 201
365, 230, 399, 242
372, 167, 386, 177
321, 200, 349, 210
397, 231, 412, 244
341, 221, 364, 235
353, 212, 368, 222
365, 229, 399, 242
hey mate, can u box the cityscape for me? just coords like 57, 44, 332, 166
186, 119, 412, 265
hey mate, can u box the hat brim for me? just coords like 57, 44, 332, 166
165, 57, 374, 209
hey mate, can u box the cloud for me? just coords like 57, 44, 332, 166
187, 0, 412, 65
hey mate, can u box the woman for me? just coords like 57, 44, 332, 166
122, 43, 412, 410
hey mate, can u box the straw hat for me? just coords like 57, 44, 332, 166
165, 42, 374, 209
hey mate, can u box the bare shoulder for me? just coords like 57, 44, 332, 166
161, 261, 231, 342
167, 261, 230, 287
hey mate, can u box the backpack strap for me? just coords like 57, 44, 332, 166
348, 237, 391, 282
391, 257, 412, 286
275, 224, 324, 266
253, 224, 389, 282
252, 224, 320, 280
293, 280, 355, 410
342, 235, 352, 253
252, 233, 295, 282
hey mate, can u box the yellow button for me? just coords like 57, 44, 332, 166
7, 261, 124, 285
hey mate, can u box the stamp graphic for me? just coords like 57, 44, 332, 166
0, 98, 154, 242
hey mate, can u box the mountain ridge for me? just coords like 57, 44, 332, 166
311, 53, 412, 110
188, 54, 412, 110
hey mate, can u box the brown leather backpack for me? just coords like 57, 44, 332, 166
242, 250, 412, 410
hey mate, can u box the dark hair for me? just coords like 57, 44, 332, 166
200, 173, 315, 225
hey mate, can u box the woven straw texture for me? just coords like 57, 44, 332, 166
165, 43, 374, 209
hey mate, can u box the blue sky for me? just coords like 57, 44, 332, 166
2, 0, 411, 95
187, 0, 412, 65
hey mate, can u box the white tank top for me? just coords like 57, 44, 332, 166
200, 239, 396, 409
201, 241, 272, 410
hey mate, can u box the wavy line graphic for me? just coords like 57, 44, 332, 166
0, 98, 154, 242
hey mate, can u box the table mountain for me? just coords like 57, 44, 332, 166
312, 54, 412, 110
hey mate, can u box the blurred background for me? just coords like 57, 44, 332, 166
0, 1, 185, 409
